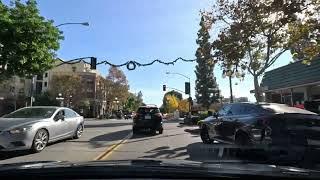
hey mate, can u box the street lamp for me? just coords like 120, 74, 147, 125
166, 72, 191, 82
55, 22, 89, 27
113, 97, 120, 111
56, 93, 64, 107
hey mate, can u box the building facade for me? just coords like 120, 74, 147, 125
261, 58, 320, 112
0, 59, 107, 117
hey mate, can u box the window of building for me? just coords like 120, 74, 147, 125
44, 82, 48, 87
72, 67, 77, 72
44, 72, 48, 78
36, 82, 43, 95
36, 74, 43, 80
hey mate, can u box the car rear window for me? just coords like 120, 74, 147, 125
137, 107, 160, 114
260, 104, 316, 115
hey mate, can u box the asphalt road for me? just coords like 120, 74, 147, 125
0, 119, 133, 164
2, 118, 318, 166
0, 118, 212, 164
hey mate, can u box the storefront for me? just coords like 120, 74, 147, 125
261, 58, 320, 112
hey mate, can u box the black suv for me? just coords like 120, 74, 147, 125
133, 106, 163, 134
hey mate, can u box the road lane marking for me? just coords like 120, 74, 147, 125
94, 132, 133, 160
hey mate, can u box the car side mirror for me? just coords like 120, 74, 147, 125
213, 112, 219, 118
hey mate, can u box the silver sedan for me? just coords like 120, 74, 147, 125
0, 106, 84, 152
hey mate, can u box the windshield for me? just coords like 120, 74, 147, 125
3, 108, 56, 118
137, 107, 160, 114
0, 0, 320, 175
260, 104, 317, 114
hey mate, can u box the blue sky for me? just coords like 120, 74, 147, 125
6, 0, 292, 105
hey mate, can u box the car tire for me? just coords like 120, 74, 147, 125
151, 129, 157, 135
73, 124, 84, 139
31, 129, 49, 153
235, 132, 251, 146
200, 125, 213, 144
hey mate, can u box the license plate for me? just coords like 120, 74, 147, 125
145, 115, 151, 119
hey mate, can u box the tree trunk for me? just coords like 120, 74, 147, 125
254, 75, 262, 102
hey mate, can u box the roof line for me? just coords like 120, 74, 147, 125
265, 57, 320, 74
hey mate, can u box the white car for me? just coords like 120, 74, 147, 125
0, 106, 84, 152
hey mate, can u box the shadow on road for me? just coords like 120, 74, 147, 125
89, 129, 132, 148
85, 122, 132, 128
163, 119, 183, 124
140, 146, 188, 159
184, 128, 200, 136
0, 151, 32, 161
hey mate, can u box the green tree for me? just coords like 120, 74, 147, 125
106, 67, 129, 106
195, 13, 220, 109
0, 0, 63, 82
210, 0, 319, 102
123, 91, 144, 112
49, 74, 84, 107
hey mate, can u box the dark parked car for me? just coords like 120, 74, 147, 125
183, 114, 200, 125
133, 105, 163, 134
124, 113, 132, 120
200, 103, 320, 148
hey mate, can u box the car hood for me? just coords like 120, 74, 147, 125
0, 118, 48, 131
0, 159, 319, 178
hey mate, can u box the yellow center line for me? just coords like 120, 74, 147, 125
93, 132, 133, 160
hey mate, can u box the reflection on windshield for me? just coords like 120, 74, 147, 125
3, 108, 56, 118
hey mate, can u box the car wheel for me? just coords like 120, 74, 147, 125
31, 129, 49, 153
74, 124, 84, 139
200, 126, 213, 144
235, 132, 251, 146
151, 129, 157, 135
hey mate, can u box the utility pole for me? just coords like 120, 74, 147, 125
30, 76, 35, 106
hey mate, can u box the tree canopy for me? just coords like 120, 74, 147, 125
106, 67, 129, 104
195, 13, 220, 108
0, 0, 63, 82
210, 0, 319, 102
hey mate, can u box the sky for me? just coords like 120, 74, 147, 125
4, 0, 292, 106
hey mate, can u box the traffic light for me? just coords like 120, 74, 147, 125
185, 82, 190, 95
163, 85, 166, 91
90, 57, 97, 69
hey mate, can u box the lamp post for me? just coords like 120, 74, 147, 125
166, 72, 192, 112
69, 95, 73, 108
56, 93, 64, 107
113, 97, 120, 111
